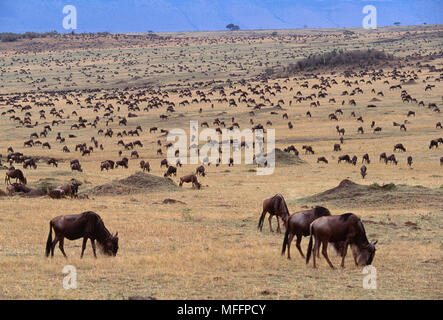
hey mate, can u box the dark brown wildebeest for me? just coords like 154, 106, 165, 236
47, 158, 58, 167
437, 122, 442, 129
23, 158, 37, 169
71, 162, 83, 172
140, 160, 150, 172
284, 145, 299, 155
379, 152, 387, 163
179, 174, 201, 189
160, 159, 169, 168
373, 127, 382, 133
131, 150, 139, 159
45, 211, 119, 258
306, 213, 377, 269
386, 154, 398, 165
302, 145, 314, 154
362, 153, 370, 164
317, 157, 328, 164
351, 155, 357, 166
360, 165, 367, 179
407, 156, 413, 167
281, 206, 331, 259
55, 180, 82, 198
195, 165, 206, 176
338, 154, 351, 164
62, 145, 70, 153
100, 160, 113, 171
258, 194, 290, 233
5, 167, 27, 185
440, 157, 443, 166
394, 143, 406, 152
164, 165, 177, 177
333, 143, 341, 151
429, 139, 439, 149
116, 157, 129, 168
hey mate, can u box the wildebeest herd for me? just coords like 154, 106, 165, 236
0, 27, 441, 299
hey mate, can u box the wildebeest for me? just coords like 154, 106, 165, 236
407, 156, 413, 167
179, 174, 201, 189
362, 153, 370, 164
5, 167, 27, 185
116, 157, 129, 168
394, 143, 406, 152
338, 154, 351, 164
281, 206, 331, 260
360, 165, 367, 179
195, 165, 206, 176
164, 165, 177, 177
317, 157, 328, 164
258, 194, 290, 233
45, 211, 119, 258
386, 154, 398, 165
306, 213, 377, 269
429, 139, 439, 149
140, 160, 151, 172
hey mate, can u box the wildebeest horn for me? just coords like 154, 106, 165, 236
115, 232, 118, 237
373, 240, 378, 245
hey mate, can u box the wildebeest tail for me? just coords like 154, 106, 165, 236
306, 224, 314, 264
45, 221, 53, 257
281, 228, 289, 255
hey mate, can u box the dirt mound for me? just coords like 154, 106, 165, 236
297, 179, 443, 209
370, 97, 381, 102
273, 148, 305, 167
32, 177, 82, 192
85, 171, 179, 196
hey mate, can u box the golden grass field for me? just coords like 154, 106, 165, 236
0, 26, 442, 299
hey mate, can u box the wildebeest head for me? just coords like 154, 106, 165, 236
102, 232, 119, 256
353, 240, 377, 266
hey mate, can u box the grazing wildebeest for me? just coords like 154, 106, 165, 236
45, 211, 119, 258
386, 154, 398, 165
281, 206, 331, 259
258, 194, 290, 233
429, 139, 439, 149
131, 150, 139, 159
362, 153, 370, 164
351, 155, 357, 166
333, 143, 341, 151
179, 174, 201, 189
47, 158, 58, 167
437, 122, 442, 129
338, 154, 351, 164
55, 180, 82, 198
440, 157, 443, 166
373, 127, 382, 133
164, 165, 177, 177
379, 152, 387, 163
195, 165, 206, 176
100, 160, 113, 171
5, 167, 27, 185
140, 160, 151, 172
116, 157, 129, 168
160, 159, 169, 168
407, 156, 413, 167
360, 165, 367, 179
317, 157, 328, 164
302, 145, 314, 154
394, 143, 406, 152
23, 158, 37, 169
306, 213, 377, 269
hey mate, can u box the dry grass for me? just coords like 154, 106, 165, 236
0, 26, 442, 300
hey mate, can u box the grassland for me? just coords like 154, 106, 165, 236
0, 25, 442, 300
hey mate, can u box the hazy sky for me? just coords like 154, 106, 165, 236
0, 0, 441, 33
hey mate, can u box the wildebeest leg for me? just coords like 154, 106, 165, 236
50, 235, 61, 257
276, 216, 281, 233
58, 237, 68, 258
80, 237, 88, 258
268, 214, 274, 232
313, 237, 320, 268
340, 241, 349, 268
90, 239, 97, 258
286, 233, 294, 259
322, 241, 335, 269
295, 234, 305, 258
